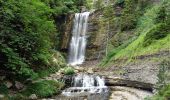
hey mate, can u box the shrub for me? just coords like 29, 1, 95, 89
23, 80, 64, 98
143, 23, 170, 47
120, 14, 137, 31
64, 67, 75, 75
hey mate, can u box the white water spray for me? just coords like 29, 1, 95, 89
62, 74, 108, 96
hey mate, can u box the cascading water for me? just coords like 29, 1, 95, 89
68, 12, 90, 66
62, 74, 109, 99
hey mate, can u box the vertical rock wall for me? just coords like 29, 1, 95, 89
60, 14, 74, 52
86, 10, 107, 60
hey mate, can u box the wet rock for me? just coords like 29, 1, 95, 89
29, 94, 37, 100
58, 68, 65, 74
75, 70, 79, 73
105, 78, 153, 91
87, 68, 94, 74
15, 81, 24, 90
5, 81, 13, 88
74, 66, 84, 72
55, 72, 61, 76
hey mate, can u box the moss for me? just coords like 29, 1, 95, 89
23, 80, 64, 98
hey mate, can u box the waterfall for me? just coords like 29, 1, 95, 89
73, 74, 106, 88
68, 12, 90, 66
62, 74, 109, 97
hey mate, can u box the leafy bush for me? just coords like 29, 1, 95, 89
143, 23, 170, 47
23, 80, 64, 98
37, 66, 59, 79
64, 67, 75, 75
0, 0, 58, 78
143, 0, 170, 47
0, 0, 82, 81
120, 14, 137, 31
120, 0, 151, 31
115, 0, 124, 4
42, 0, 79, 15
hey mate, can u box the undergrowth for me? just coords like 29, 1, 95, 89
22, 80, 64, 98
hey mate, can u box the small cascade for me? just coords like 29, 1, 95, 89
62, 74, 109, 98
68, 12, 90, 66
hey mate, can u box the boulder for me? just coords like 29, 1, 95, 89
87, 68, 94, 74
29, 94, 38, 100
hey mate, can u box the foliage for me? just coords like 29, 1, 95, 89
23, 80, 64, 98
64, 67, 75, 75
0, 83, 8, 94
37, 51, 67, 79
37, 66, 59, 79
120, 0, 138, 31
94, 0, 104, 9
41, 0, 80, 15
0, 0, 76, 79
143, 23, 170, 46
86, 0, 94, 10
100, 36, 136, 66
120, 0, 151, 31
101, 0, 170, 66
115, 0, 125, 5
0, 0, 56, 78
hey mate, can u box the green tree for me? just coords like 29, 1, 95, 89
0, 0, 56, 78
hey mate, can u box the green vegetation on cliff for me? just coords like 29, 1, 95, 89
101, 0, 170, 66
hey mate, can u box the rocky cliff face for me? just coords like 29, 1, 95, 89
86, 10, 107, 60
60, 14, 74, 52
60, 10, 108, 60
60, 0, 161, 61
60, 5, 120, 61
